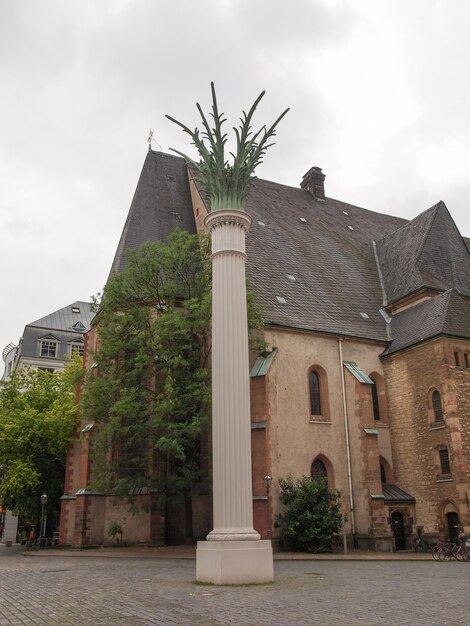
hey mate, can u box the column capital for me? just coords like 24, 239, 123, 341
204, 209, 252, 233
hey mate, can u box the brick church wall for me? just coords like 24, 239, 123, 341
383, 337, 470, 536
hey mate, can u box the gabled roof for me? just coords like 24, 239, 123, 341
110, 151, 197, 274
109, 151, 470, 346
29, 301, 94, 333
243, 179, 405, 340
382, 289, 470, 356
376, 201, 470, 305
18, 302, 95, 360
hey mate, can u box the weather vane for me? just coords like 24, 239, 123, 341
147, 128, 162, 151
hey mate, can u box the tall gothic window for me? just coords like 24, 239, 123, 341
432, 390, 444, 424
309, 370, 322, 415
371, 379, 380, 421
311, 459, 327, 481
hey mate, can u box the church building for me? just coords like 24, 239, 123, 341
60, 150, 470, 551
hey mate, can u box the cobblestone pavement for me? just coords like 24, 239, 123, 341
1, 550, 469, 625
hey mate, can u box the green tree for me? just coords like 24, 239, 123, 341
275, 475, 343, 552
81, 228, 264, 542
0, 357, 83, 524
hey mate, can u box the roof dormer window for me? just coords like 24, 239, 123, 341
40, 340, 58, 358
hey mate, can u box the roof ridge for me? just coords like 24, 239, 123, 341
415, 201, 446, 261
375, 201, 440, 246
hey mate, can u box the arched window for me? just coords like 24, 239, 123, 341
311, 459, 327, 481
371, 380, 380, 421
380, 463, 387, 484
432, 390, 444, 424
309, 370, 322, 415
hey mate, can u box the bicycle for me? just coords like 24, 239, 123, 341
431, 540, 470, 561
413, 537, 430, 553
432, 542, 454, 561
453, 538, 470, 561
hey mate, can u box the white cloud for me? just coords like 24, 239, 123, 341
1, 0, 470, 360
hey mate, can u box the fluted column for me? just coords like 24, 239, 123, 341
205, 209, 259, 541
196, 208, 273, 584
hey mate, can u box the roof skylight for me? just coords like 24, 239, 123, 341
258, 221, 266, 226
299, 217, 307, 223
343, 211, 349, 216
276, 296, 287, 304
360, 312, 370, 319
71, 306, 80, 313
347, 225, 354, 231
286, 274, 296, 282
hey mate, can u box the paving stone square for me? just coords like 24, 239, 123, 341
1, 548, 469, 625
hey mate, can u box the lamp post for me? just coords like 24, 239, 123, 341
263, 475, 272, 538
40, 493, 48, 542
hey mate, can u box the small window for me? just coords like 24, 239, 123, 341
311, 459, 327, 481
70, 343, 84, 356
432, 390, 444, 424
72, 321, 86, 331
454, 351, 460, 366
465, 353, 469, 368
309, 370, 322, 415
439, 448, 451, 476
71, 306, 80, 314
40, 340, 57, 358
371, 380, 380, 421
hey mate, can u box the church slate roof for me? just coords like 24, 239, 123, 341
382, 289, 470, 356
243, 178, 404, 340
110, 150, 470, 347
111, 151, 197, 274
375, 201, 470, 305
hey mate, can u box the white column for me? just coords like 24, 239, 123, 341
206, 209, 259, 541
196, 209, 273, 584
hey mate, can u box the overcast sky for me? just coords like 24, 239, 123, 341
1, 0, 470, 360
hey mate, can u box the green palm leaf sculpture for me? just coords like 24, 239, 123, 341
166, 83, 289, 211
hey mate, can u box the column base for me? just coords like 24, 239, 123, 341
196, 540, 274, 585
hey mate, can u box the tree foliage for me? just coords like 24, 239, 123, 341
0, 357, 83, 521
275, 476, 343, 552
81, 228, 264, 515
81, 230, 207, 500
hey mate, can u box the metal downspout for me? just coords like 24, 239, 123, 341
338, 338, 356, 537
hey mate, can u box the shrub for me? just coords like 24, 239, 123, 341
276, 475, 342, 552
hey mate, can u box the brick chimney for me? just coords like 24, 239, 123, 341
300, 166, 325, 200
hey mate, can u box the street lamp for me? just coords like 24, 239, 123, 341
40, 493, 48, 541
263, 475, 272, 538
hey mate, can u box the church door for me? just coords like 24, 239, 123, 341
392, 511, 406, 550
446, 512, 459, 541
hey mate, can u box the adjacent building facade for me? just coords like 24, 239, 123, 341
2, 301, 94, 380
60, 151, 470, 551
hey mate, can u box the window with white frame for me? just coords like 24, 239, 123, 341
69, 343, 84, 356
40, 340, 58, 358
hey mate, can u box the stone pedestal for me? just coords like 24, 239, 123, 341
196, 209, 273, 584
196, 540, 273, 584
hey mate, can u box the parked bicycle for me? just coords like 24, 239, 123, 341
413, 536, 430, 552
431, 538, 470, 561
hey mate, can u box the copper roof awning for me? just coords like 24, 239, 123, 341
382, 483, 416, 504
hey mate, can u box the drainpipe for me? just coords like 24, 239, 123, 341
338, 338, 356, 539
